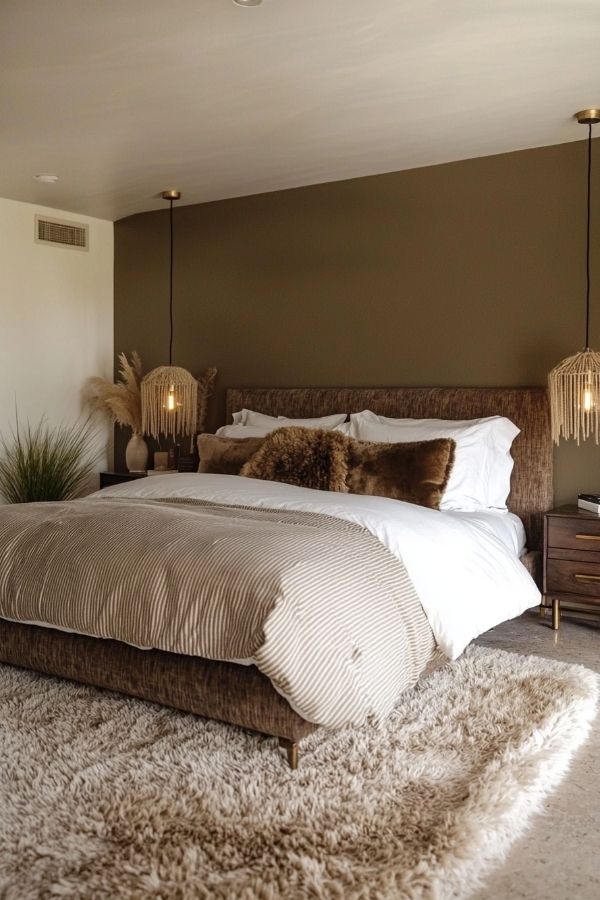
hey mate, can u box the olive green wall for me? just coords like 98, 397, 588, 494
114, 139, 600, 504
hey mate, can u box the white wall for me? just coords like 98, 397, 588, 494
0, 197, 113, 484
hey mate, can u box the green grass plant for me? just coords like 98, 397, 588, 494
0, 417, 98, 503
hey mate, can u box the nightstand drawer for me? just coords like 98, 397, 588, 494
546, 557, 600, 598
547, 516, 600, 551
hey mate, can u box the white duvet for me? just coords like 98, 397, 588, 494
96, 473, 540, 660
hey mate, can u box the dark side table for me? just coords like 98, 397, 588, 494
99, 472, 147, 489
544, 505, 600, 629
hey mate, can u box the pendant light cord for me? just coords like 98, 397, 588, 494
586, 122, 592, 350
169, 197, 174, 366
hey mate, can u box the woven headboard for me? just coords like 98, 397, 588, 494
225, 386, 553, 551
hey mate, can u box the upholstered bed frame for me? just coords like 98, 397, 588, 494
0, 386, 553, 768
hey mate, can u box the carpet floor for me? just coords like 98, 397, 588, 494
0, 645, 596, 899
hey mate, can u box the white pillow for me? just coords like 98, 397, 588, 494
232, 409, 347, 430
333, 421, 352, 436
215, 424, 273, 438
216, 415, 349, 439
349, 411, 519, 511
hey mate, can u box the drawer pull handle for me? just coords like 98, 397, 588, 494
575, 533, 600, 541
574, 573, 600, 582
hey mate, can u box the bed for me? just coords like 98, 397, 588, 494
0, 386, 553, 768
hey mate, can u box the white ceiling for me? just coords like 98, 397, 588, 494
1, 0, 599, 222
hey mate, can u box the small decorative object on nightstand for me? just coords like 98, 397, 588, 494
153, 451, 169, 471
543, 505, 600, 629
177, 454, 197, 473
99, 472, 147, 490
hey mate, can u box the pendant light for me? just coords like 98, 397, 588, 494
549, 109, 600, 444
141, 190, 198, 440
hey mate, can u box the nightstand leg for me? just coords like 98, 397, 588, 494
552, 597, 561, 631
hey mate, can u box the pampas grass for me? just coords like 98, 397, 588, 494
197, 366, 217, 434
0, 418, 98, 503
86, 351, 143, 433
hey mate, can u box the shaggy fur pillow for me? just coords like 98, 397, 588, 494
346, 437, 455, 509
197, 434, 265, 476
240, 427, 349, 492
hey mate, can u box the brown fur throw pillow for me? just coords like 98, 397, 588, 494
346, 437, 455, 509
198, 434, 265, 476
240, 427, 349, 492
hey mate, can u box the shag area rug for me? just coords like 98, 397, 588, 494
0, 647, 596, 900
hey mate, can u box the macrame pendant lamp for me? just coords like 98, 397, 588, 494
141, 190, 198, 441
549, 110, 600, 445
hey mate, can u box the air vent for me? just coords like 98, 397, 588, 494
35, 215, 89, 251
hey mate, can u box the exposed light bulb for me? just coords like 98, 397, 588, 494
583, 387, 594, 412
167, 386, 176, 411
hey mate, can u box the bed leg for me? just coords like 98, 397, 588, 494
279, 737, 298, 770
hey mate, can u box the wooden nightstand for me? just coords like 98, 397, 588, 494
544, 505, 600, 630
99, 472, 148, 489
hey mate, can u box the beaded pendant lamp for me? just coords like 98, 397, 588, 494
141, 190, 198, 440
549, 110, 600, 445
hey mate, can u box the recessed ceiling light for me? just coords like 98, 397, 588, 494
232, 0, 262, 6
33, 174, 59, 183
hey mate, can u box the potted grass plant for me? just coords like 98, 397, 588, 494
86, 351, 148, 472
0, 418, 98, 503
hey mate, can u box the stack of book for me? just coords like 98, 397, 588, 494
577, 492, 600, 514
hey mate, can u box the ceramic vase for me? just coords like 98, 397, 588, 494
125, 433, 149, 473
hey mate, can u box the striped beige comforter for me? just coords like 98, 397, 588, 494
0, 496, 434, 727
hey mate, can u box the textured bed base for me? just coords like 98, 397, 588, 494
521, 549, 542, 587
0, 619, 447, 767
0, 618, 318, 743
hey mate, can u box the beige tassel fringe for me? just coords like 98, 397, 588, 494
141, 366, 198, 440
548, 349, 600, 445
